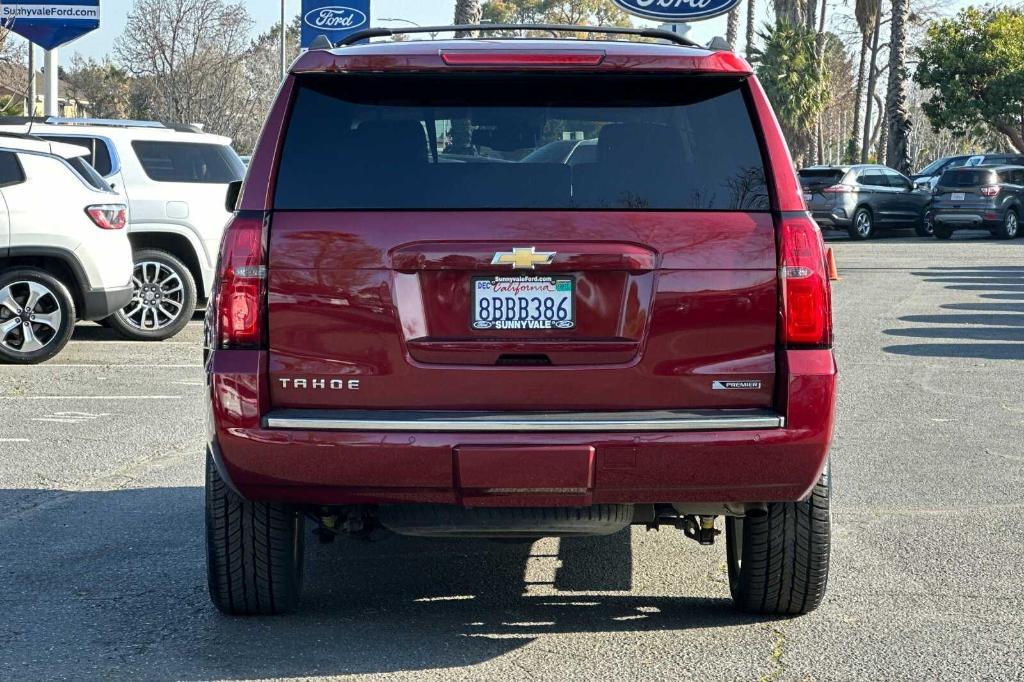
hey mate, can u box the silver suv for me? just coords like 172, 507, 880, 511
0, 117, 245, 340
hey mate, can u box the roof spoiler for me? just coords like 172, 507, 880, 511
336, 23, 699, 48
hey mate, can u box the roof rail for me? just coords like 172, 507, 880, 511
0, 116, 204, 133
337, 23, 700, 48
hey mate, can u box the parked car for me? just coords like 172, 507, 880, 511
912, 153, 1024, 191
930, 165, 1024, 240
800, 164, 932, 239
0, 117, 246, 341
205, 26, 837, 617
0, 133, 131, 364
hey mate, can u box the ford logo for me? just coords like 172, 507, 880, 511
611, 0, 742, 21
303, 6, 368, 32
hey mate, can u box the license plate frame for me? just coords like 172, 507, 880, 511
471, 275, 576, 331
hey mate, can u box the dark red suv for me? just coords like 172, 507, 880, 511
205, 26, 836, 617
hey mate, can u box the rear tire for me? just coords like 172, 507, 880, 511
107, 249, 197, 341
847, 208, 874, 240
726, 461, 831, 615
933, 225, 953, 240
0, 268, 76, 365
914, 210, 934, 238
205, 453, 305, 615
995, 209, 1019, 240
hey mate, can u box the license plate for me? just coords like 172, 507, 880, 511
472, 276, 575, 330
804, 193, 812, 202
951, 192, 966, 201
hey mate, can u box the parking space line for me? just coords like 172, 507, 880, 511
0, 438, 30, 443
0, 395, 184, 400
26, 364, 201, 368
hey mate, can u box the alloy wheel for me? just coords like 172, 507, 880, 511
855, 211, 872, 237
0, 281, 63, 354
120, 261, 186, 331
1006, 212, 1018, 238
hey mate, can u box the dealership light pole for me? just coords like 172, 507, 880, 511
44, 47, 58, 116
280, 0, 287, 80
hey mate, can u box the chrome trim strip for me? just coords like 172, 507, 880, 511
263, 410, 785, 433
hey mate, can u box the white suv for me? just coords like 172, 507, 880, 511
0, 118, 245, 340
0, 133, 132, 363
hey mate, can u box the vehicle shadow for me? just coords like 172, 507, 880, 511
0, 487, 760, 680
882, 266, 1024, 359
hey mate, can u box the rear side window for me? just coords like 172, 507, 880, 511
0, 151, 24, 187
939, 169, 995, 187
67, 156, 112, 191
41, 135, 114, 176
131, 141, 244, 184
274, 73, 770, 211
857, 170, 888, 187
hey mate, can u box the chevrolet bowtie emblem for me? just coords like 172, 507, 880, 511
491, 247, 556, 270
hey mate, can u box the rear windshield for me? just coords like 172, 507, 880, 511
131, 141, 244, 184
938, 168, 995, 187
798, 168, 844, 187
274, 73, 769, 211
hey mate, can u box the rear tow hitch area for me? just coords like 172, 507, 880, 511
682, 516, 721, 546
639, 503, 770, 546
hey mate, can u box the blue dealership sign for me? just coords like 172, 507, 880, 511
301, 0, 370, 49
0, 0, 100, 50
611, 0, 741, 22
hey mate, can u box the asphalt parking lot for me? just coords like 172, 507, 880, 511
1, 230, 1023, 681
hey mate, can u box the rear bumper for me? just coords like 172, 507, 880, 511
207, 349, 836, 507
81, 284, 133, 321
810, 209, 849, 229
933, 211, 994, 229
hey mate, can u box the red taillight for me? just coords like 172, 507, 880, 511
979, 185, 999, 197
440, 51, 606, 66
86, 204, 127, 230
780, 217, 832, 348
822, 184, 854, 194
216, 212, 267, 349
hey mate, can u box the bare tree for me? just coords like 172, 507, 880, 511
0, 28, 28, 114
115, 0, 258, 141
850, 0, 878, 161
860, 0, 883, 162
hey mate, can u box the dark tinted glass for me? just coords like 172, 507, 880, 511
798, 169, 844, 187
858, 171, 888, 187
42, 135, 114, 176
67, 156, 112, 191
131, 141, 244, 183
939, 169, 995, 187
0, 151, 24, 186
884, 169, 911, 189
275, 73, 769, 211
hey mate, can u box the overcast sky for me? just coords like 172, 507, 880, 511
41, 0, 977, 62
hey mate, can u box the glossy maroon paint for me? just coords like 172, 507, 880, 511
213, 38, 834, 509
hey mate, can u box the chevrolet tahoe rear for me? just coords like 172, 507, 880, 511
204, 30, 836, 617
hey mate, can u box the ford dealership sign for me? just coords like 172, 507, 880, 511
0, 0, 100, 50
301, 1, 369, 48
611, 0, 741, 21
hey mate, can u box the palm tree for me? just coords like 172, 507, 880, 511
450, 0, 482, 154
850, 0, 878, 162
884, 0, 911, 173
453, 0, 481, 37
772, 0, 805, 25
745, 0, 757, 58
727, 6, 740, 48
